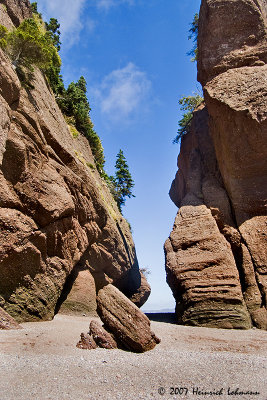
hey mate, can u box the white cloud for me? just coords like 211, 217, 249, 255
95, 63, 151, 120
96, 0, 135, 11
36, 0, 86, 47
35, 0, 136, 47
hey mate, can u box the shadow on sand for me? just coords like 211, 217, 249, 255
145, 313, 177, 324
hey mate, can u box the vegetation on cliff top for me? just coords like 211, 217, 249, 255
187, 13, 199, 62
173, 13, 202, 144
0, 17, 60, 72
58, 76, 106, 173
173, 94, 203, 144
0, 4, 105, 175
0, 1, 135, 212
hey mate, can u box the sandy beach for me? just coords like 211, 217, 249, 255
0, 314, 266, 400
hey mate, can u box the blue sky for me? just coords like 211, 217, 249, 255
37, 0, 201, 311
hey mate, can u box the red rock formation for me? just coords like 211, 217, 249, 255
0, 0, 32, 28
89, 320, 117, 349
96, 284, 160, 352
197, 0, 267, 85
0, 307, 22, 329
0, 0, 150, 322
76, 333, 97, 350
57, 269, 97, 315
166, 0, 267, 329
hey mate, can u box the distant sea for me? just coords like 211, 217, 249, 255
142, 308, 175, 314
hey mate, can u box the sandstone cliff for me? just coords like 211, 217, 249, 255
0, 0, 150, 323
165, 0, 267, 329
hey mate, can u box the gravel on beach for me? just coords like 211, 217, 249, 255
0, 314, 266, 400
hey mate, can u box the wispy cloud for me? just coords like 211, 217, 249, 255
36, 0, 86, 47
94, 63, 151, 121
96, 0, 135, 11
36, 0, 136, 47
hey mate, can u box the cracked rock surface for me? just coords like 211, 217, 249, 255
166, 0, 267, 329
0, 0, 150, 323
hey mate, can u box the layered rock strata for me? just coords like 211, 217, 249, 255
0, 0, 150, 322
76, 285, 160, 353
96, 284, 160, 352
166, 0, 267, 329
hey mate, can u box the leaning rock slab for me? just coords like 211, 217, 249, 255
0, 307, 22, 329
97, 284, 160, 353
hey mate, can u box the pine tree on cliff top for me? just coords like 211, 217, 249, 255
187, 13, 199, 62
45, 17, 61, 51
112, 150, 135, 211
173, 13, 203, 144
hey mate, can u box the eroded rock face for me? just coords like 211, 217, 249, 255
0, 1, 150, 322
0, 307, 22, 329
97, 284, 160, 352
166, 0, 267, 329
166, 106, 253, 329
0, 0, 32, 28
57, 269, 97, 315
197, 0, 267, 85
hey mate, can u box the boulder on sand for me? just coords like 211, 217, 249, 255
89, 319, 117, 349
96, 284, 160, 353
76, 333, 97, 350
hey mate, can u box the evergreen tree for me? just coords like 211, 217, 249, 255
112, 150, 135, 211
43, 15, 64, 96
31, 2, 38, 13
76, 76, 87, 93
187, 13, 199, 62
31, 2, 41, 18
45, 18, 61, 51
61, 76, 105, 172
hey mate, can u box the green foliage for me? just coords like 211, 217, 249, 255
1, 4, 7, 13
30, 3, 63, 94
69, 125, 79, 138
59, 76, 105, 172
87, 163, 95, 170
31, 2, 42, 19
45, 18, 61, 51
31, 2, 38, 13
109, 150, 135, 212
44, 59, 65, 95
41, 14, 64, 95
173, 94, 203, 144
1, 3, 105, 177
187, 13, 199, 62
1, 18, 61, 73
179, 94, 203, 112
0, 25, 8, 49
